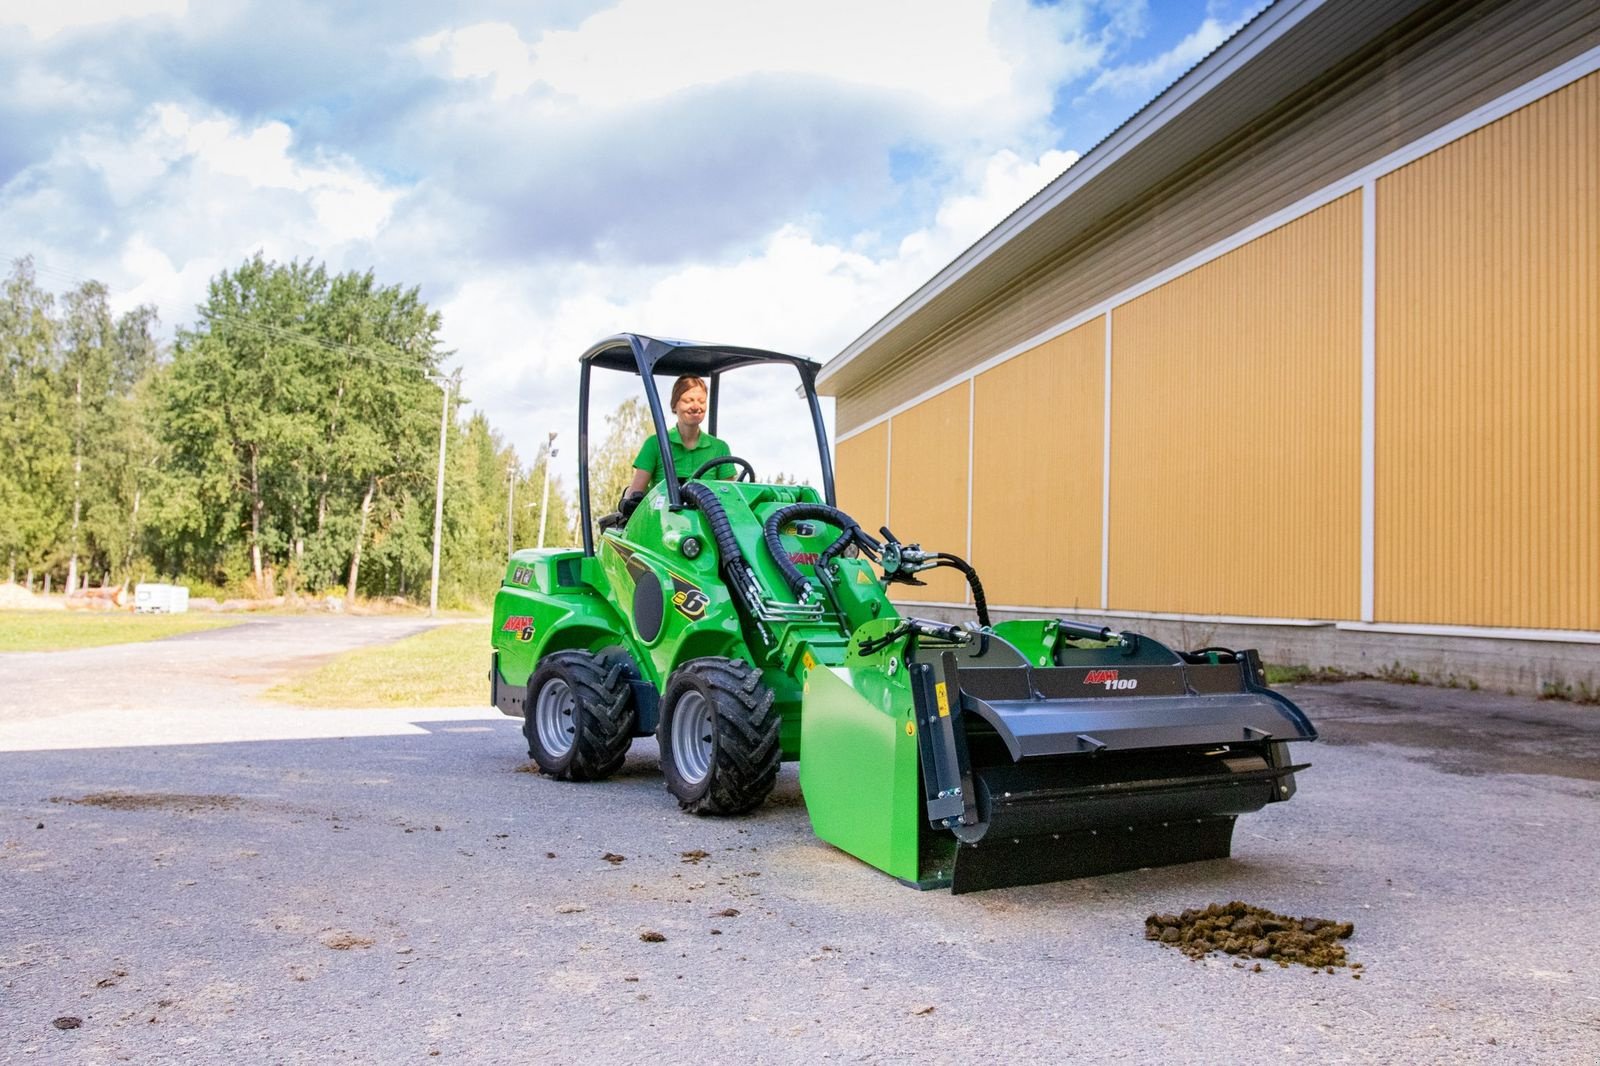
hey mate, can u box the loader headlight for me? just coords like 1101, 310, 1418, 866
681, 536, 702, 560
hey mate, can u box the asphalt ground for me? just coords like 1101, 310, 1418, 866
2, 618, 1598, 1064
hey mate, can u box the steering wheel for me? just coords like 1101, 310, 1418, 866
685, 455, 757, 483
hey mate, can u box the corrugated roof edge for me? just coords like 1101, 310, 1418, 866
818, 0, 1326, 387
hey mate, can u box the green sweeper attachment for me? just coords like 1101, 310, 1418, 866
490, 334, 1317, 893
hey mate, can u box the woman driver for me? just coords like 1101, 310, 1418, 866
627, 375, 733, 494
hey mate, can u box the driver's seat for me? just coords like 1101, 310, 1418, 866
597, 488, 646, 534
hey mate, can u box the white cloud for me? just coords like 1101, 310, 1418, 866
1088, 15, 1238, 97
451, 146, 1078, 475
415, 0, 1092, 130
1, 0, 189, 40
0, 0, 1188, 503
116, 235, 220, 320
0, 101, 401, 316
412, 22, 537, 102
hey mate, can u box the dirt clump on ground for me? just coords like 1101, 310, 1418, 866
1146, 901, 1356, 970
52, 792, 241, 813
320, 931, 375, 950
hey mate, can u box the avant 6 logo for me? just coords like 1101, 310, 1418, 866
501, 615, 536, 642
1083, 668, 1137, 691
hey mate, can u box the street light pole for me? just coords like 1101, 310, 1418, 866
428, 370, 457, 617
506, 462, 516, 558
538, 431, 558, 550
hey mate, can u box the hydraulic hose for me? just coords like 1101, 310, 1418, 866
762, 503, 881, 600
681, 482, 764, 622
932, 553, 991, 629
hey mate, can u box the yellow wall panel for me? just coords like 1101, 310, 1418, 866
1109, 193, 1363, 618
834, 421, 888, 540
1376, 72, 1600, 630
887, 385, 970, 603
972, 319, 1105, 608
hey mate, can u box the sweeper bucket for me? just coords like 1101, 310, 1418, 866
908, 633, 1316, 893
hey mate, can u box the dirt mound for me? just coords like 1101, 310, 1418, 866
52, 792, 241, 813
0, 582, 63, 611
1146, 901, 1357, 971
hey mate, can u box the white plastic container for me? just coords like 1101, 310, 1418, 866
135, 583, 190, 614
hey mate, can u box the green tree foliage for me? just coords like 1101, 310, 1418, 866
0, 259, 161, 587
0, 253, 585, 608
512, 439, 575, 551
588, 397, 652, 517
149, 255, 445, 597
0, 259, 66, 581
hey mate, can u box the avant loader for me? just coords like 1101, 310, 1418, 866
491, 334, 1317, 893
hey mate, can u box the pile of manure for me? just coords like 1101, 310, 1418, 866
1146, 901, 1358, 972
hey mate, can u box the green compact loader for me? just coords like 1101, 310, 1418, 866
491, 334, 1317, 893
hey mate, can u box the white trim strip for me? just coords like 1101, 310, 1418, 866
834, 45, 1600, 445
964, 378, 974, 605
883, 419, 892, 528
1360, 178, 1376, 623
1334, 622, 1600, 646
1100, 310, 1113, 612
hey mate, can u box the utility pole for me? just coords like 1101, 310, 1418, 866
506, 462, 516, 557
538, 431, 559, 549
428, 371, 457, 617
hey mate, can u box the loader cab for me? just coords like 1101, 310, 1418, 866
575, 333, 836, 556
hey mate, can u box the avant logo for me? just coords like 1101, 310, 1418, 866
1083, 668, 1137, 691
501, 615, 536, 642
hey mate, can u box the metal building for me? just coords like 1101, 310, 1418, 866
818, 0, 1599, 695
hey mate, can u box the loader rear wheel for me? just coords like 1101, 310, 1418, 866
658, 658, 780, 815
525, 650, 637, 781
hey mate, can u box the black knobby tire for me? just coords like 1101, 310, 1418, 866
524, 649, 637, 781
657, 657, 781, 815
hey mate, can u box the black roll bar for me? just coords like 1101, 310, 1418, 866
576, 333, 836, 556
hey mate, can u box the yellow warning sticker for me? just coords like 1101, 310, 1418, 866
934, 682, 950, 718
801, 651, 817, 671
905, 720, 915, 736
856, 569, 872, 584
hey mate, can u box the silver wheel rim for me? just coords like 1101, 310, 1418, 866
534, 677, 576, 758
670, 690, 714, 785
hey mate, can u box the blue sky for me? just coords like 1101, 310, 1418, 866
0, 0, 1268, 475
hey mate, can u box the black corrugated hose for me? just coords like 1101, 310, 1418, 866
681, 482, 763, 618
932, 553, 991, 629
762, 503, 882, 601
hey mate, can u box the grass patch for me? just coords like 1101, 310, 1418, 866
264, 622, 491, 708
1264, 663, 1350, 685
0, 610, 242, 653
1540, 679, 1600, 705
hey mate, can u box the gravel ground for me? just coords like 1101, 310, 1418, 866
2, 619, 1598, 1064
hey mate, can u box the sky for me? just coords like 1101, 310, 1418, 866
0, 0, 1268, 486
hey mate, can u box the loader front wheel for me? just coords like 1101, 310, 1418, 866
658, 658, 780, 815
525, 650, 637, 781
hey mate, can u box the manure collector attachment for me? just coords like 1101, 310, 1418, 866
799, 618, 1316, 893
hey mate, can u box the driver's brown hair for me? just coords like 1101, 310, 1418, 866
670, 375, 708, 410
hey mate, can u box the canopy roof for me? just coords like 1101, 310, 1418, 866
581, 333, 822, 379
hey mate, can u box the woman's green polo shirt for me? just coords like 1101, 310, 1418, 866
632, 427, 733, 489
